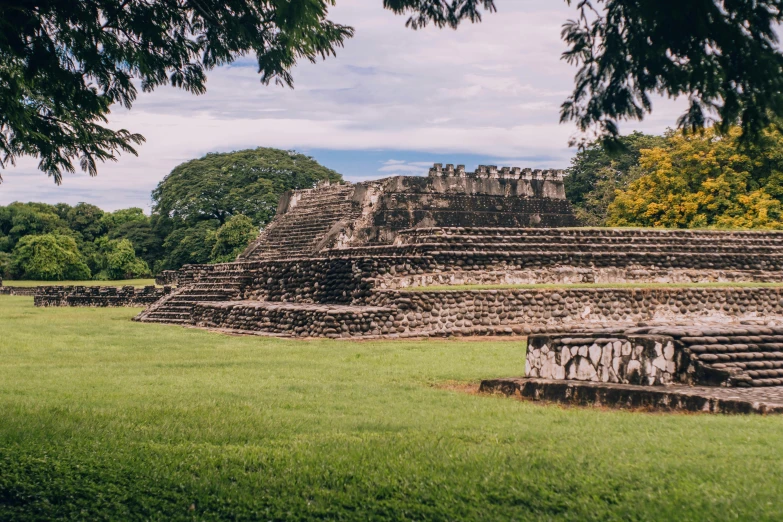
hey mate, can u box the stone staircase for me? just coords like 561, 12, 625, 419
242, 183, 360, 260
135, 266, 252, 324
659, 326, 783, 387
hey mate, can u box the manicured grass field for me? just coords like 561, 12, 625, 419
2, 279, 156, 288
2, 296, 783, 520
405, 281, 783, 292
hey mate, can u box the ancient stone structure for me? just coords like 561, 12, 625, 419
480, 324, 783, 413
238, 164, 576, 260
34, 285, 171, 307
136, 163, 783, 347
190, 286, 783, 338
155, 270, 179, 286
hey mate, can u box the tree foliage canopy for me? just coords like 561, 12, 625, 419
11, 234, 91, 281
0, 202, 154, 279
9, 0, 783, 182
0, 0, 355, 183
94, 237, 151, 280
152, 147, 342, 226
607, 126, 783, 229
561, 0, 783, 146
565, 132, 666, 225
211, 215, 259, 263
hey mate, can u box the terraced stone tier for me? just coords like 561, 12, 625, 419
192, 300, 397, 338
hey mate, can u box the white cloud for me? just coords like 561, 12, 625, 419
0, 0, 687, 210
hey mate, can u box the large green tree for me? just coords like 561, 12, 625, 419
152, 148, 342, 226
93, 237, 151, 280
608, 126, 783, 229
565, 132, 666, 225
11, 234, 91, 280
211, 215, 259, 263
151, 147, 340, 270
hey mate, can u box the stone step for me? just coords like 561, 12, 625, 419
140, 317, 191, 324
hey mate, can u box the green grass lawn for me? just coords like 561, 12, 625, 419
2, 296, 783, 520
2, 278, 156, 288
404, 281, 783, 292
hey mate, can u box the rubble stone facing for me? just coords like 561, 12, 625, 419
366, 287, 783, 333
34, 285, 171, 307
525, 325, 783, 388
525, 335, 680, 386
186, 286, 783, 339
192, 301, 396, 338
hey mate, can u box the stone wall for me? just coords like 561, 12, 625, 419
35, 285, 171, 307
186, 286, 783, 339
526, 334, 682, 386
155, 270, 179, 286
0, 286, 37, 296
525, 325, 783, 387
364, 287, 783, 336
193, 301, 396, 338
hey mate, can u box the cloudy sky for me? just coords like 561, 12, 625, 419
0, 0, 685, 211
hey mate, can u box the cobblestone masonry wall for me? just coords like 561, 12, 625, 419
363, 287, 783, 334
189, 286, 783, 338
526, 334, 682, 386
35, 285, 171, 307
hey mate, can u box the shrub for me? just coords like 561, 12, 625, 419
11, 234, 91, 280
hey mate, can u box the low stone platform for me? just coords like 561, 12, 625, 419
479, 378, 783, 414
192, 300, 397, 338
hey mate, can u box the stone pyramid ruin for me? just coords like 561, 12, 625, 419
136, 162, 783, 410
238, 163, 577, 261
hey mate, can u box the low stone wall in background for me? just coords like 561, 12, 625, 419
34, 285, 171, 307
0, 286, 37, 296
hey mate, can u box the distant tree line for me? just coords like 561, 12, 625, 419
6, 134, 783, 280
0, 148, 341, 280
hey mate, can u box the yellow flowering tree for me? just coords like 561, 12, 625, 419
607, 126, 783, 229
